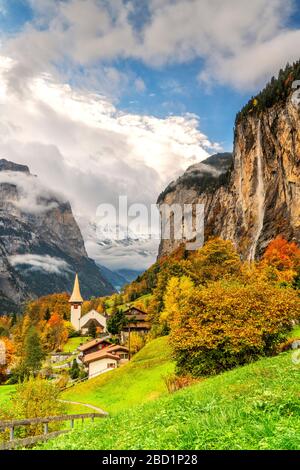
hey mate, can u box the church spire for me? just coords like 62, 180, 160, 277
69, 273, 83, 303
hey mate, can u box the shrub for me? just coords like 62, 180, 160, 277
10, 376, 66, 437
163, 373, 198, 393
169, 281, 300, 377
128, 332, 146, 355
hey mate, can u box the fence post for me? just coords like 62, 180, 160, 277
9, 426, 14, 441
44, 423, 49, 435
70, 419, 74, 429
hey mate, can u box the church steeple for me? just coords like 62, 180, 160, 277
69, 273, 83, 331
69, 273, 83, 303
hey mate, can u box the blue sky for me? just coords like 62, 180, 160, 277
1, 0, 299, 151
1, 0, 300, 270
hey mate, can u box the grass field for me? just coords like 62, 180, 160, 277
39, 350, 300, 450
62, 336, 90, 353
290, 325, 300, 339
105, 294, 152, 315
61, 336, 175, 414
0, 385, 16, 410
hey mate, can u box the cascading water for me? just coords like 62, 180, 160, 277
249, 120, 265, 261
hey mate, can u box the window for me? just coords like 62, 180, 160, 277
107, 363, 116, 368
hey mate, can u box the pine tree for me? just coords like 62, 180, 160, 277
23, 327, 45, 375
44, 307, 51, 321
88, 321, 97, 338
70, 359, 80, 380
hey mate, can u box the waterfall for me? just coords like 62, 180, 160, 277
249, 120, 265, 261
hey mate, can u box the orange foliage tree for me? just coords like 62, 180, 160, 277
0, 337, 15, 380
261, 236, 300, 283
42, 313, 69, 352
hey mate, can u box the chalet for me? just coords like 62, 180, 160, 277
69, 274, 107, 334
78, 337, 112, 359
82, 344, 129, 378
83, 350, 120, 378
121, 306, 151, 343
106, 344, 129, 362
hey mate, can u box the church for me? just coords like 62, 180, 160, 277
69, 274, 107, 334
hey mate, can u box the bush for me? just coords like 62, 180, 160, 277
163, 373, 198, 393
169, 281, 300, 377
128, 332, 146, 355
10, 376, 66, 437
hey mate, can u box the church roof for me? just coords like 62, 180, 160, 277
69, 273, 83, 303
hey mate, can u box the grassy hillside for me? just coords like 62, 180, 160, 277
39, 350, 300, 450
0, 385, 16, 409
62, 336, 175, 414
62, 336, 90, 353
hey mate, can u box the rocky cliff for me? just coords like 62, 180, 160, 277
158, 64, 300, 260
0, 159, 115, 313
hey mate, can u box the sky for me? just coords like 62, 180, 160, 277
0, 0, 300, 271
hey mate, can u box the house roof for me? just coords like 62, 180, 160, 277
69, 273, 83, 303
107, 345, 129, 353
83, 350, 120, 364
123, 306, 147, 316
78, 336, 111, 352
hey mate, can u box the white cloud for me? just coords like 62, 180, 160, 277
0, 54, 217, 269
8, 254, 70, 274
1, 0, 298, 92
0, 170, 64, 214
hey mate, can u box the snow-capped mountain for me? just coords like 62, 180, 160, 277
82, 222, 159, 274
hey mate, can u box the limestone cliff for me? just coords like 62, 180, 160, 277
158, 69, 300, 260
0, 159, 115, 312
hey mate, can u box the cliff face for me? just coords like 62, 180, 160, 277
0, 159, 115, 312
158, 92, 300, 260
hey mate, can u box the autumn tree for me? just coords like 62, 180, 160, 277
11, 377, 65, 436
192, 237, 242, 282
128, 332, 145, 355
43, 313, 69, 352
168, 280, 300, 377
161, 276, 194, 325
261, 236, 300, 283
0, 337, 15, 382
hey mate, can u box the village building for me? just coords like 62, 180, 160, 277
69, 274, 107, 334
78, 337, 112, 359
121, 306, 151, 344
83, 350, 120, 378
81, 343, 129, 378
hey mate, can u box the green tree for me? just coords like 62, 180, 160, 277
88, 321, 97, 338
23, 327, 46, 375
107, 309, 127, 336
70, 359, 80, 380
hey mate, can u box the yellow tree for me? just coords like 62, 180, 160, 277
161, 276, 194, 325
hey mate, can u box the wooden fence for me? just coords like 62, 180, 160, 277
0, 412, 107, 450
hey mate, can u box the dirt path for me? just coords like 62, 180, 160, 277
59, 399, 108, 415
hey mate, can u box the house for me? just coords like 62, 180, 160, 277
82, 344, 129, 378
78, 337, 112, 359
83, 350, 120, 378
69, 274, 107, 334
121, 306, 151, 343
106, 344, 129, 362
